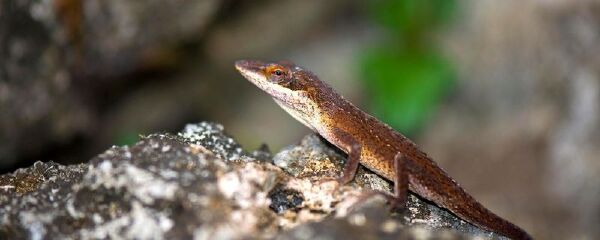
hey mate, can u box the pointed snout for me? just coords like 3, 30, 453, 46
234, 60, 265, 73
235, 59, 270, 87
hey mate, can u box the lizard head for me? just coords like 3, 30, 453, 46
235, 59, 331, 130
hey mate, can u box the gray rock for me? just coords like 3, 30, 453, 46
178, 122, 250, 162
80, 0, 221, 78
0, 0, 222, 170
273, 134, 345, 178
0, 122, 503, 239
273, 134, 504, 239
0, 0, 89, 169
277, 197, 464, 240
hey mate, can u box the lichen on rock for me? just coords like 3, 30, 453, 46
0, 122, 503, 239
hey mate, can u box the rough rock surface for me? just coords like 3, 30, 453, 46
0, 0, 221, 170
0, 0, 353, 173
0, 122, 503, 239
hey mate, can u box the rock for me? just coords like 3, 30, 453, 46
273, 134, 504, 239
178, 122, 251, 162
204, 0, 346, 66
431, 1, 600, 238
0, 0, 222, 171
0, 0, 91, 170
80, 0, 221, 78
0, 122, 504, 239
277, 198, 464, 240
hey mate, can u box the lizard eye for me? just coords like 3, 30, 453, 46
266, 65, 292, 85
273, 69, 283, 76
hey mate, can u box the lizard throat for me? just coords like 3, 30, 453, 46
274, 99, 317, 132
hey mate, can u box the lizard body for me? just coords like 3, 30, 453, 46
235, 60, 532, 240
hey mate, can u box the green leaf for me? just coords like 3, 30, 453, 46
360, 48, 454, 136
369, 0, 457, 36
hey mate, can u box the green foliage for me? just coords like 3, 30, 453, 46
360, 0, 457, 136
361, 48, 453, 135
115, 131, 140, 146
369, 0, 457, 35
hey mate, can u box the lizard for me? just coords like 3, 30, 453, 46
235, 59, 532, 240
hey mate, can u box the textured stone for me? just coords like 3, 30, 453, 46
0, 122, 503, 239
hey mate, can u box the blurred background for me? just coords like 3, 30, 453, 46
1, 0, 599, 239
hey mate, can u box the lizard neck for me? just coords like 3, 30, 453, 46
274, 99, 316, 132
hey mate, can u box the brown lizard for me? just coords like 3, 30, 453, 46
235, 59, 532, 240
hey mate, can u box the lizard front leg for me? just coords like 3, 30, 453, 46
328, 128, 409, 211
330, 127, 361, 185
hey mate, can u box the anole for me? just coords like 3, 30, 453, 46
235, 60, 532, 240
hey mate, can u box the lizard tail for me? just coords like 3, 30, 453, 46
411, 168, 533, 240
444, 189, 532, 240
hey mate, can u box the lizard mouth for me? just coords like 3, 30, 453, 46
235, 59, 309, 113
235, 59, 290, 102
235, 60, 266, 84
